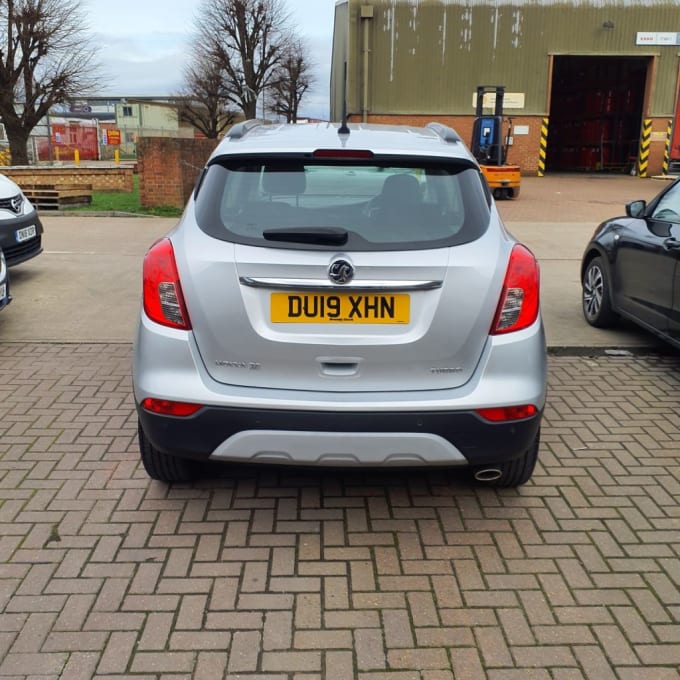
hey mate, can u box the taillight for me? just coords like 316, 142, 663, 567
491, 244, 540, 334
143, 238, 192, 330
141, 398, 203, 417
476, 404, 538, 422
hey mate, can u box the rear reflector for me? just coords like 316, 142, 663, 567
143, 238, 192, 330
491, 244, 540, 334
475, 405, 538, 422
141, 398, 203, 417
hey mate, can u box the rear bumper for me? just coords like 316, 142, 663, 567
138, 404, 542, 467
134, 311, 547, 468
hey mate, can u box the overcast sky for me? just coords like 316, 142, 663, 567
85, 0, 338, 119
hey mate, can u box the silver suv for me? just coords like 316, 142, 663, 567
133, 121, 547, 486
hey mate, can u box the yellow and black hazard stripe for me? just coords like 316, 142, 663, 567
638, 119, 652, 177
662, 118, 672, 175
537, 118, 549, 177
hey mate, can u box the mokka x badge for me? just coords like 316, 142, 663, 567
328, 259, 354, 285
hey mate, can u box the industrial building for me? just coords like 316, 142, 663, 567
331, 0, 680, 176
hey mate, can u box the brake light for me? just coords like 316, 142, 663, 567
491, 244, 540, 334
143, 238, 192, 330
141, 398, 203, 417
312, 149, 374, 159
476, 405, 538, 422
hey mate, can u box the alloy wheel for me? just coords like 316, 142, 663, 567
583, 263, 604, 321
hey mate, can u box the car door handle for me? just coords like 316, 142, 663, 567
662, 237, 680, 251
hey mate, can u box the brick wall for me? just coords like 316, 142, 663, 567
5, 166, 134, 192
360, 113, 668, 176
138, 137, 217, 209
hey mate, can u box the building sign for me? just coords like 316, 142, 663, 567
636, 32, 680, 46
106, 129, 121, 146
473, 92, 526, 109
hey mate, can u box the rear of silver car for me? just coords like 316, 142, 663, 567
133, 123, 546, 486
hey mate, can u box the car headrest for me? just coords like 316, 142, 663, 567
262, 165, 306, 196
379, 173, 421, 204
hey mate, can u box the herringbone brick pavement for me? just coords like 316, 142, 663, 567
0, 343, 678, 679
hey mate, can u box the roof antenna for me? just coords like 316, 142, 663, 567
338, 62, 350, 136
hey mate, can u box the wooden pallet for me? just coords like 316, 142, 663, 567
22, 183, 93, 210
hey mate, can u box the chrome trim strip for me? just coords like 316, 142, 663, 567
239, 277, 443, 292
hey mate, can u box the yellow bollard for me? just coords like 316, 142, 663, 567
114, 149, 120, 164
74, 149, 80, 166
55, 146, 60, 161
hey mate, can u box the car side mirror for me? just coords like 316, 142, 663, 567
625, 200, 646, 218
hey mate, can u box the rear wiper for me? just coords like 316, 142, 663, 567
263, 227, 348, 245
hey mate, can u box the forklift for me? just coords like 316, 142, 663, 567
471, 85, 521, 199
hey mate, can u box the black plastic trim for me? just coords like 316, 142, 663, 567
0, 210, 44, 266
137, 405, 542, 467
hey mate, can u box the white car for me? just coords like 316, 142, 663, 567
0, 247, 9, 310
0, 173, 43, 266
133, 121, 547, 487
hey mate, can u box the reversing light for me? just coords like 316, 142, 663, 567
475, 405, 538, 422
491, 244, 540, 334
143, 238, 192, 330
141, 398, 203, 417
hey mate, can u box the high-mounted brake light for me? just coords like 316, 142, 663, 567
141, 398, 203, 417
143, 238, 192, 330
475, 405, 538, 422
312, 149, 374, 159
491, 244, 540, 335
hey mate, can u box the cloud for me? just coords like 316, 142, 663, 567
92, 31, 190, 96
88, 1, 334, 119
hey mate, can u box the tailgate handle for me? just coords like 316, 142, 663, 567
320, 361, 359, 377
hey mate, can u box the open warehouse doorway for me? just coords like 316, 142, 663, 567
546, 56, 649, 173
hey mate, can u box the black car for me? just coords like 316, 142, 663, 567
581, 177, 680, 349
0, 172, 44, 266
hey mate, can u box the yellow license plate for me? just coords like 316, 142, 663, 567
271, 292, 410, 324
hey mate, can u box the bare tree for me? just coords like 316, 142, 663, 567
0, 0, 98, 165
269, 40, 314, 123
176, 46, 236, 139
196, 0, 290, 120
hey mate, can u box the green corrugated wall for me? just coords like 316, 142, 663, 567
332, 0, 680, 120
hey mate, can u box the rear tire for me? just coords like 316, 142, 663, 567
473, 430, 540, 488
138, 420, 198, 483
582, 256, 618, 328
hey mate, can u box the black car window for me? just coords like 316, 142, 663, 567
651, 183, 680, 223
194, 158, 490, 251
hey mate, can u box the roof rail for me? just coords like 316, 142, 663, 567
426, 122, 462, 144
227, 119, 264, 139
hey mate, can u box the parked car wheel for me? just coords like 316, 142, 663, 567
472, 430, 540, 487
582, 256, 617, 328
138, 421, 198, 483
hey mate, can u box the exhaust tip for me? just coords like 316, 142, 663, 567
474, 468, 503, 482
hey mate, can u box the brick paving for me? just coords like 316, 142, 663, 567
0, 343, 678, 678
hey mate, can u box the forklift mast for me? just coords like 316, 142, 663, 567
472, 85, 507, 166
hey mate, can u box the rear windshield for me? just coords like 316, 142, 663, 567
194, 158, 490, 251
